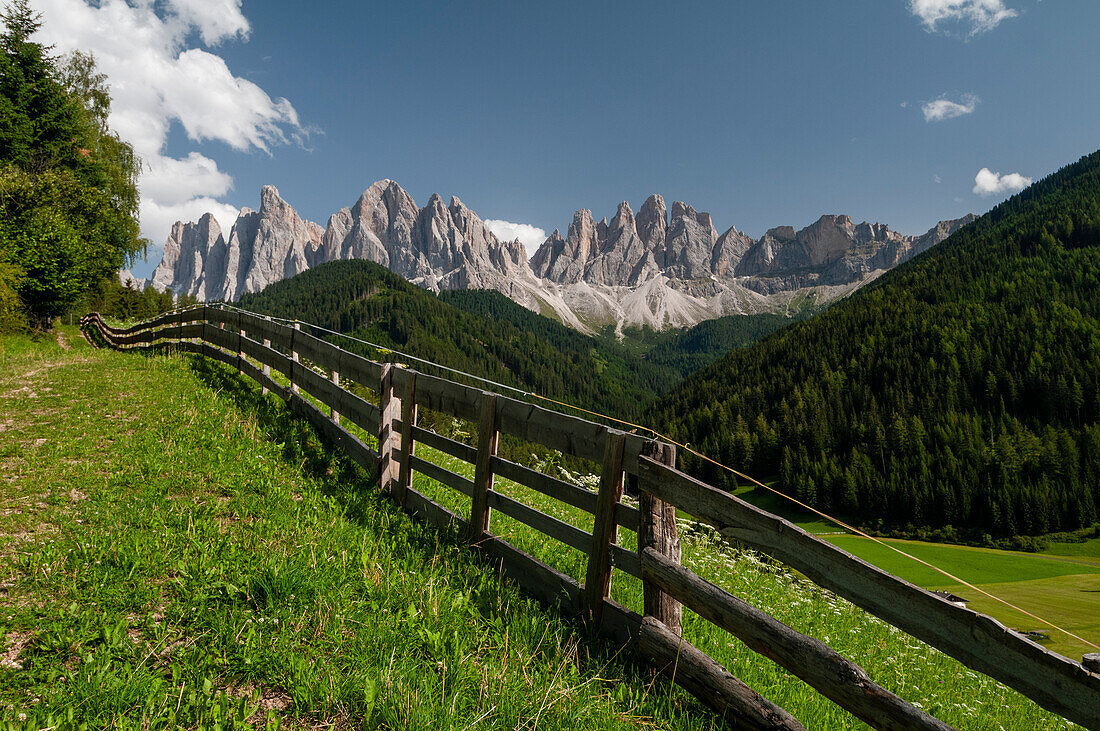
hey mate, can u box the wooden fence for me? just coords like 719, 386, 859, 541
81, 307, 1100, 731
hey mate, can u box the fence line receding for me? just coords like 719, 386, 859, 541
82, 307, 1100, 731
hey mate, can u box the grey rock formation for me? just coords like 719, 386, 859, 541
583, 202, 657, 286
117, 269, 148, 291
530, 209, 600, 283
150, 213, 225, 300
152, 180, 975, 334
733, 214, 977, 294
150, 187, 323, 301
636, 194, 667, 253
663, 201, 718, 279
237, 185, 323, 298
711, 225, 754, 278
321, 179, 419, 270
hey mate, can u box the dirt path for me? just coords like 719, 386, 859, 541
55, 329, 70, 351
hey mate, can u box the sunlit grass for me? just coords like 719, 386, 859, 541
0, 328, 1082, 729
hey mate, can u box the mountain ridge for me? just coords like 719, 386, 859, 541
151, 181, 974, 333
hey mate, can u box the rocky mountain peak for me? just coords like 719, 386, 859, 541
607, 201, 637, 241
663, 201, 718, 279
154, 180, 975, 335
765, 225, 797, 240
636, 194, 667, 251
150, 213, 226, 299
259, 184, 284, 213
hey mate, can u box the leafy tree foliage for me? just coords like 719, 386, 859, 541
0, 1, 143, 329
653, 151, 1100, 538
79, 275, 195, 322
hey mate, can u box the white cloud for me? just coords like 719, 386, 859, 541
908, 0, 1018, 36
922, 93, 979, 121
933, 174, 943, 184
973, 167, 1032, 196
141, 152, 233, 207
165, 0, 250, 45
484, 219, 548, 257
28, 0, 303, 274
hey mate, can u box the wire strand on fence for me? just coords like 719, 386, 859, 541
144, 303, 1100, 652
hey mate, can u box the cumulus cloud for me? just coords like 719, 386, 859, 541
165, 0, 250, 45
973, 168, 1032, 196
922, 93, 979, 121
140, 152, 233, 207
908, 0, 1018, 36
484, 219, 548, 257
28, 0, 303, 272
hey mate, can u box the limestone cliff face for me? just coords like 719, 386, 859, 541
236, 185, 323, 298
733, 214, 977, 294
530, 209, 600, 284
320, 179, 418, 270
154, 182, 543, 309
663, 201, 718, 280
150, 213, 225, 300
152, 180, 975, 333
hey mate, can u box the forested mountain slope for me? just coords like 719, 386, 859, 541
641, 311, 817, 378
652, 151, 1100, 537
238, 260, 678, 421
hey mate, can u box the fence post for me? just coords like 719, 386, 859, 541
261, 316, 271, 396
584, 429, 627, 629
378, 364, 402, 494
290, 322, 300, 398
396, 371, 418, 508
330, 369, 341, 425
638, 441, 681, 636
237, 311, 245, 374
469, 393, 498, 547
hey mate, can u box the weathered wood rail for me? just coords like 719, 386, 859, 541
82, 307, 1100, 730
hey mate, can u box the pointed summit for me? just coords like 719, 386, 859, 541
636, 194, 668, 252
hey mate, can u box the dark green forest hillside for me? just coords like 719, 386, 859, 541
239, 261, 679, 422
653, 150, 1100, 538
641, 311, 816, 378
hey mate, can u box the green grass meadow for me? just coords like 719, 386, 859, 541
821, 535, 1100, 659
0, 327, 1086, 729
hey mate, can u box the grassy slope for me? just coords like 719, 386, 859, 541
0, 329, 724, 730
0, 330, 1079, 729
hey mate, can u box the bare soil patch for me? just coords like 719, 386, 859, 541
1, 631, 33, 670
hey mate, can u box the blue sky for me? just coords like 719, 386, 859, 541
30, 1, 1100, 279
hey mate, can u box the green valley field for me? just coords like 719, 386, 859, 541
728, 483, 1100, 659
821, 535, 1100, 659
0, 327, 1088, 730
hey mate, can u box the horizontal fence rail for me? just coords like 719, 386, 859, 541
82, 307, 1100, 731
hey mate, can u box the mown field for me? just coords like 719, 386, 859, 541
728, 484, 1100, 660
821, 535, 1100, 659
0, 328, 1084, 729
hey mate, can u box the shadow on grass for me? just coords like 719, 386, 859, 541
180, 355, 723, 722
187, 355, 380, 521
